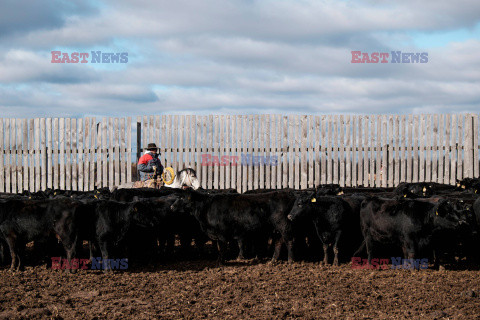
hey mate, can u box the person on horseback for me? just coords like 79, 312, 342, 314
137, 143, 164, 181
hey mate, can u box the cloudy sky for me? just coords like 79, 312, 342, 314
0, 0, 479, 118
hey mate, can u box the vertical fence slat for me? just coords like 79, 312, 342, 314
173, 115, 179, 178
394, 115, 399, 186
95, 118, 102, 187
265, 115, 271, 189
313, 116, 319, 187
345, 115, 352, 187
65, 118, 72, 190
219, 115, 225, 189
241, 115, 247, 192
432, 114, 438, 183
71, 119, 77, 191
84, 118, 90, 190
237, 115, 243, 192
275, 115, 280, 189
206, 115, 212, 189
259, 115, 265, 190
444, 115, 451, 184
11, 119, 16, 193
22, 119, 28, 191
438, 115, 445, 184
358, 116, 365, 187
412, 115, 419, 183
458, 114, 464, 181
120, 118, 126, 185
400, 115, 406, 184
339, 115, 345, 187
126, 117, 132, 184
381, 115, 387, 187
333, 115, 339, 185
226, 115, 231, 189
201, 116, 207, 189
0, 119, 4, 192
308, 115, 314, 188
288, 115, 294, 189
184, 115, 190, 170
36, 118, 42, 192
78, 119, 84, 191
369, 116, 375, 186
387, 115, 394, 187
114, 118, 120, 187
282, 116, 288, 189
375, 115, 381, 187
321, 115, 327, 185
5, 119, 11, 193
52, 118, 59, 190
425, 115, 431, 183
464, 114, 472, 179
88, 117, 95, 190
16, 119, 22, 192
101, 118, 107, 188
350, 115, 355, 187
474, 114, 479, 178
327, 115, 333, 184
107, 118, 113, 189
419, 114, 425, 182
362, 116, 368, 187
196, 116, 203, 189
253, 115, 259, 190
300, 115, 307, 189
450, 114, 457, 185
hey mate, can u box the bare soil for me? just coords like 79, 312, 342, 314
1, 260, 480, 319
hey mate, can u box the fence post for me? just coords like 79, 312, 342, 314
136, 117, 142, 181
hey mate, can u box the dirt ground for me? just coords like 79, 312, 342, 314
1, 259, 480, 320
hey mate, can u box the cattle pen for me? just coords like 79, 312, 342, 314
0, 113, 479, 193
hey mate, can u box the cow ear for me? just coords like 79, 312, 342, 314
311, 198, 316, 203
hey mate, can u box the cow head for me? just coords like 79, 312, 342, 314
287, 191, 316, 221
170, 189, 196, 212
432, 200, 468, 233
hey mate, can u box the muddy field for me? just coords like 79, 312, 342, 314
1, 260, 480, 319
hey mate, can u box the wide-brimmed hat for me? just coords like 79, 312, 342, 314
145, 143, 159, 151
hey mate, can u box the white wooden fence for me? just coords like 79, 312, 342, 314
0, 117, 132, 193
0, 114, 479, 193
138, 114, 480, 193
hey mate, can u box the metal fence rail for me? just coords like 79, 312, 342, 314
0, 114, 479, 193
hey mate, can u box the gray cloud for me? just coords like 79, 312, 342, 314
0, 0, 479, 117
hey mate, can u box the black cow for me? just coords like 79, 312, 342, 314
287, 193, 356, 266
93, 200, 160, 270
316, 184, 344, 196
0, 198, 78, 271
171, 190, 297, 264
111, 187, 185, 202
394, 182, 434, 198
457, 178, 480, 194
360, 196, 467, 269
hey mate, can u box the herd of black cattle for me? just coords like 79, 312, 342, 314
0, 177, 480, 272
